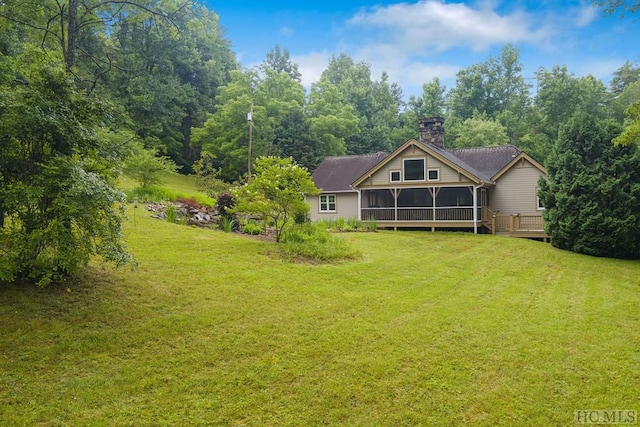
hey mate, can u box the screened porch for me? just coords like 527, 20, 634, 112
360, 186, 484, 226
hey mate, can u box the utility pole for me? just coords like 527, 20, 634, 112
247, 102, 254, 182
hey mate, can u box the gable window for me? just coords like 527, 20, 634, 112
319, 194, 336, 212
390, 170, 401, 182
427, 168, 440, 181
537, 196, 545, 210
403, 158, 425, 181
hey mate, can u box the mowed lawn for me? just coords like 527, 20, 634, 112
1, 206, 639, 426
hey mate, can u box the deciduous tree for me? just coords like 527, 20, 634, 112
234, 157, 319, 242
0, 56, 132, 285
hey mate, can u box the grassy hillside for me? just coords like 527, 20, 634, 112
1, 207, 639, 425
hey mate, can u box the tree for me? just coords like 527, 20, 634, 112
408, 77, 447, 118
192, 66, 307, 182
538, 112, 640, 258
191, 69, 261, 182
610, 61, 640, 95
106, 1, 237, 171
0, 56, 132, 285
234, 157, 319, 242
531, 65, 610, 162
614, 101, 640, 145
447, 44, 530, 121
262, 45, 301, 82
307, 79, 360, 158
595, 0, 640, 17
446, 113, 510, 147
123, 142, 180, 188
317, 54, 403, 154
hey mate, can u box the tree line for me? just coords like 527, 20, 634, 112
1, 0, 640, 284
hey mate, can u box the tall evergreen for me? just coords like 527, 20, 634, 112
539, 112, 640, 258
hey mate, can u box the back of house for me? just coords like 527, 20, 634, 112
307, 117, 548, 238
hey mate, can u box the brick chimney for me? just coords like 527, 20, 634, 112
419, 117, 445, 148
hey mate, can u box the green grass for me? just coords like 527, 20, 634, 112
1, 207, 639, 425
118, 173, 215, 206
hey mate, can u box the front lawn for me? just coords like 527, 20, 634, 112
1, 207, 638, 425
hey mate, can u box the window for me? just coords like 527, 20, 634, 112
390, 170, 401, 182
536, 187, 544, 210
403, 158, 425, 181
319, 194, 336, 212
427, 168, 440, 181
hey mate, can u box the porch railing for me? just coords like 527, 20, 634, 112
361, 207, 475, 222
481, 207, 546, 235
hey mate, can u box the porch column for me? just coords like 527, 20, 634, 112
393, 188, 398, 221
473, 185, 479, 234
432, 186, 437, 221
356, 189, 362, 221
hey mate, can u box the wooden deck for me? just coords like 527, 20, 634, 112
481, 207, 549, 240
358, 206, 548, 239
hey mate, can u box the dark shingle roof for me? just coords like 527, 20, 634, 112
312, 152, 388, 191
446, 145, 521, 180
419, 142, 493, 182
311, 144, 523, 190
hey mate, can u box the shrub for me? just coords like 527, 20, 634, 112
241, 220, 264, 235
281, 223, 361, 262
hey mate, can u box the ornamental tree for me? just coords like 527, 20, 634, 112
538, 112, 640, 258
0, 57, 133, 285
234, 157, 319, 242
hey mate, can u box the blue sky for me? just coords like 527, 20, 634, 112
207, 0, 640, 99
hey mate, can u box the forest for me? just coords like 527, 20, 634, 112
1, 0, 640, 283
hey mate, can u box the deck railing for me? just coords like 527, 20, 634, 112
481, 207, 546, 235
361, 206, 475, 222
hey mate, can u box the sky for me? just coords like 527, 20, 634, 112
206, 0, 640, 99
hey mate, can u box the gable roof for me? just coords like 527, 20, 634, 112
445, 145, 522, 181
351, 139, 492, 186
312, 152, 388, 192
491, 151, 547, 181
312, 142, 544, 191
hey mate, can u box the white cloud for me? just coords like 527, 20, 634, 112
291, 51, 332, 88
285, 1, 612, 98
279, 26, 294, 38
347, 0, 552, 54
573, 3, 598, 27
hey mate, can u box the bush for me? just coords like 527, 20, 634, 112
281, 223, 361, 262
241, 220, 264, 235
216, 192, 238, 231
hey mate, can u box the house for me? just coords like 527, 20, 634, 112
307, 117, 548, 238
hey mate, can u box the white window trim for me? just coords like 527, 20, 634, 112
427, 168, 440, 182
390, 170, 401, 183
537, 196, 545, 211
403, 158, 426, 182
319, 194, 336, 213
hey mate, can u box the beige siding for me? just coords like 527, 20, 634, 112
307, 192, 359, 221
490, 160, 544, 214
364, 146, 472, 187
